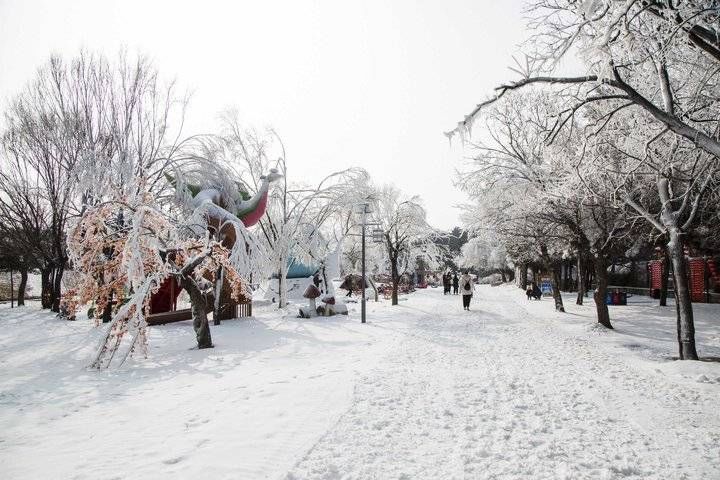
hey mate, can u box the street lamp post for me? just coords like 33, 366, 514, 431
355, 202, 382, 324
361, 206, 367, 323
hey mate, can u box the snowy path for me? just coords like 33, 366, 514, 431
287, 288, 720, 480
1, 286, 719, 479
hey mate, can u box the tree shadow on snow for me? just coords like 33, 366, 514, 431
0, 306, 379, 416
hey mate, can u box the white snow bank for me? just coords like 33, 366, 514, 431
0, 301, 400, 480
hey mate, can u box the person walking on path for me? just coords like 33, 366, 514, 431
460, 272, 474, 310
443, 273, 450, 295
452, 274, 459, 295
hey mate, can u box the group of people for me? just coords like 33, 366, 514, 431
442, 272, 459, 295
443, 271, 476, 310
525, 281, 542, 300
324, 269, 477, 310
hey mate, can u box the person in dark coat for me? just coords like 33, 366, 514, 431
525, 282, 542, 300
442, 273, 450, 295
526, 281, 542, 300
452, 274, 459, 295
533, 282, 542, 298
460, 272, 475, 310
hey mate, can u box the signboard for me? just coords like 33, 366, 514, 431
540, 276, 553, 296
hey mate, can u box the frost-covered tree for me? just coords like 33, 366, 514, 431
65, 171, 268, 367
450, 1, 719, 357
1, 50, 189, 312
340, 230, 386, 282
457, 91, 570, 312
214, 115, 373, 307
459, 234, 512, 281
257, 163, 371, 308
2, 55, 90, 310
0, 147, 51, 305
449, 1, 720, 159
582, 104, 718, 355
373, 185, 444, 305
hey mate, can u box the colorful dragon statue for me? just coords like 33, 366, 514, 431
149, 169, 282, 321
166, 168, 283, 228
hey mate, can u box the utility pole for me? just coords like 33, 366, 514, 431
361, 205, 367, 324
354, 201, 381, 324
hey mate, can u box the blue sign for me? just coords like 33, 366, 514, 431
540, 277, 552, 296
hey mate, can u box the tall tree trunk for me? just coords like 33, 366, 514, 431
277, 254, 288, 308
660, 247, 671, 307
9, 270, 14, 308
321, 265, 330, 295
368, 277, 379, 302
576, 255, 585, 305
51, 264, 64, 312
391, 257, 399, 306
102, 291, 114, 323
667, 229, 698, 360
213, 266, 224, 326
17, 268, 28, 307
181, 276, 213, 349
551, 265, 565, 312
40, 266, 53, 309
592, 255, 613, 329
391, 279, 399, 306
673, 282, 682, 359
519, 264, 528, 290
540, 245, 565, 312
49, 271, 57, 311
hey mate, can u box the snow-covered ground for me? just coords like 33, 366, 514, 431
1, 286, 719, 479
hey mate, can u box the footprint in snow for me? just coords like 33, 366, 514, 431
162, 456, 185, 465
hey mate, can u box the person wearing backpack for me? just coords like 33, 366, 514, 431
460, 272, 475, 310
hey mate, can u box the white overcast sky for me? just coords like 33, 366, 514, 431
0, 0, 529, 230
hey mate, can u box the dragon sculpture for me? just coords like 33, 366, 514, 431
149, 169, 282, 321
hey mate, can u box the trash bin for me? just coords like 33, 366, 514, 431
618, 291, 627, 305
605, 291, 613, 305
